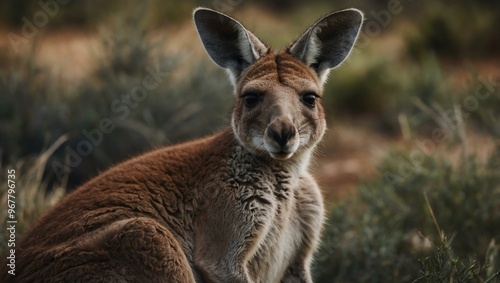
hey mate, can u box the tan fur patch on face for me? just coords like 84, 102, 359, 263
237, 53, 320, 94
274, 53, 321, 90
232, 52, 326, 162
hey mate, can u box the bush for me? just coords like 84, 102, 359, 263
325, 51, 500, 139
324, 54, 454, 134
313, 144, 500, 282
0, 0, 196, 28
0, 11, 232, 189
405, 4, 500, 60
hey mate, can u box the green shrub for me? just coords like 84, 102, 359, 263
324, 54, 455, 134
414, 234, 500, 282
0, 50, 65, 162
0, 10, 232, 188
405, 4, 500, 60
314, 144, 500, 282
325, 51, 499, 139
0, 0, 196, 28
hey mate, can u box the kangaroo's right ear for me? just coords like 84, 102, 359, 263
288, 9, 364, 84
193, 8, 269, 86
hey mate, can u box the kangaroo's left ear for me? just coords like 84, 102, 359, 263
194, 8, 269, 87
288, 9, 363, 84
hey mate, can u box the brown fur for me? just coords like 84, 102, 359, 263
1, 8, 362, 283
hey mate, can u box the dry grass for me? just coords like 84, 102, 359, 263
0, 136, 67, 257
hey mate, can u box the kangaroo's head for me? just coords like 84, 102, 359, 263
194, 8, 363, 162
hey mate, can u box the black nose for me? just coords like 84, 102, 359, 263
267, 126, 296, 147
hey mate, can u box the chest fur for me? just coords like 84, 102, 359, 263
246, 191, 303, 283
225, 150, 306, 282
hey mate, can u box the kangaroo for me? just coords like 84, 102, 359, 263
1, 8, 362, 283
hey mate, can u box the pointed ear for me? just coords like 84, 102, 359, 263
193, 8, 269, 86
288, 9, 363, 84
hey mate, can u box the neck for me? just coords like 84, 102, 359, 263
226, 131, 313, 177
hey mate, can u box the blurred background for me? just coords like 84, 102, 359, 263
0, 0, 499, 282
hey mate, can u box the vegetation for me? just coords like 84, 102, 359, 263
0, 137, 66, 257
0, 11, 232, 188
314, 144, 500, 282
1, 0, 498, 281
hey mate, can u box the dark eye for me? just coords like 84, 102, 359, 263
302, 92, 318, 107
243, 92, 261, 108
